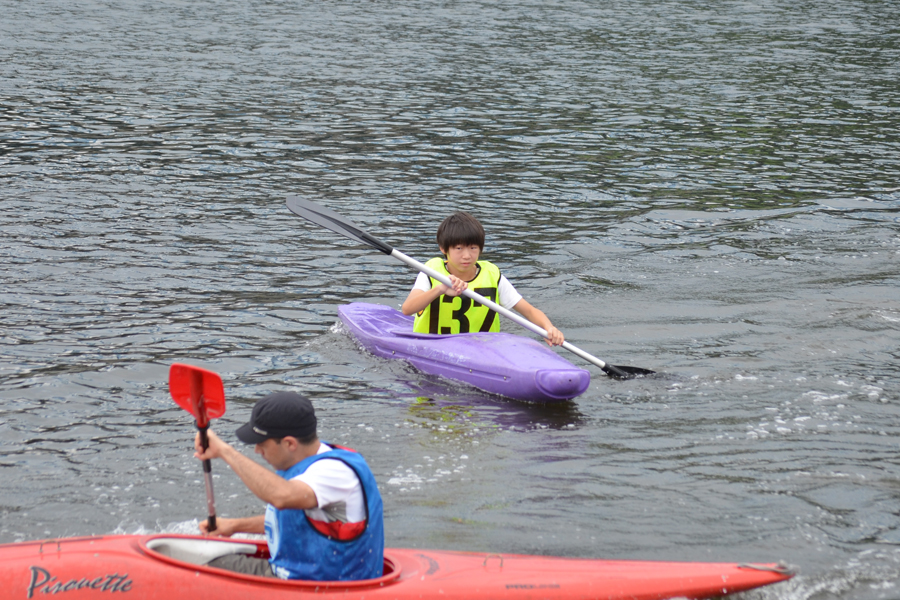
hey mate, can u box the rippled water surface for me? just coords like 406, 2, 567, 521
2, 1, 899, 598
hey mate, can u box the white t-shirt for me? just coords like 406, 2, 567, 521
412, 270, 523, 310
292, 443, 366, 523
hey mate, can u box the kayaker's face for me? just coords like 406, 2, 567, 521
255, 438, 292, 470
442, 244, 480, 277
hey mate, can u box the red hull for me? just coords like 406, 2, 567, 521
0, 534, 793, 600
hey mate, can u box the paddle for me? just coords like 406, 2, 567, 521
169, 363, 227, 531
285, 196, 655, 380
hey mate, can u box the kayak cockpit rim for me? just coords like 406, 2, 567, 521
140, 535, 401, 588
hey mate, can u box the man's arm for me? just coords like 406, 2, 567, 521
200, 515, 265, 537
194, 430, 318, 510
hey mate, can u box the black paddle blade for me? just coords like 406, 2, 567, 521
286, 196, 394, 255
603, 364, 657, 379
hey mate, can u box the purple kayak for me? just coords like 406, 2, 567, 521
338, 303, 590, 403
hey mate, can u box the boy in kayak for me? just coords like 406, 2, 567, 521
401, 211, 565, 346
193, 391, 384, 581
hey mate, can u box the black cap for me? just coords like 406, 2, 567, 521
235, 392, 317, 444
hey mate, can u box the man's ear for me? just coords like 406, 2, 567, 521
282, 436, 300, 451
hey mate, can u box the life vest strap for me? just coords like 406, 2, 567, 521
308, 518, 367, 541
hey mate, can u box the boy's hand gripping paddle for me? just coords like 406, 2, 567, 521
169, 363, 227, 532
284, 196, 655, 380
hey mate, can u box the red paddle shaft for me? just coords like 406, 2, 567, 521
170, 364, 227, 533
198, 426, 217, 532
189, 369, 218, 532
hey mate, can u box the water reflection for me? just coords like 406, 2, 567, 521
396, 377, 586, 432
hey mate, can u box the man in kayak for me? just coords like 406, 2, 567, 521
401, 211, 565, 346
193, 391, 384, 581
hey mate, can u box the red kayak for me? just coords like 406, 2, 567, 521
1, 534, 793, 599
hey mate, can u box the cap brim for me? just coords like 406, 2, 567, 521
235, 422, 269, 445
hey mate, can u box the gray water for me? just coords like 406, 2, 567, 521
2, 0, 899, 598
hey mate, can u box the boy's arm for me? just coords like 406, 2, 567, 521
512, 299, 565, 346
401, 287, 442, 316
401, 276, 467, 316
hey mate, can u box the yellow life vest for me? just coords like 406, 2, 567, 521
412, 258, 501, 334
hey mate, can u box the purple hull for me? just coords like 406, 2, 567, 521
338, 303, 590, 403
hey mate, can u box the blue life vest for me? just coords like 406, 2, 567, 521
263, 445, 384, 581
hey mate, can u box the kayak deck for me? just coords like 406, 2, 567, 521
338, 302, 590, 402
0, 534, 795, 600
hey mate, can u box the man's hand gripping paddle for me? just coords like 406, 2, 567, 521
169, 363, 226, 532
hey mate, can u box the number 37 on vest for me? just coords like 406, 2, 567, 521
413, 258, 501, 334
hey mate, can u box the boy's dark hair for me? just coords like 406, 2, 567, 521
436, 212, 485, 252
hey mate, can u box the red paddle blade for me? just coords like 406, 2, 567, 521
169, 363, 226, 428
